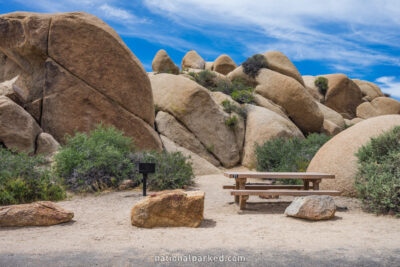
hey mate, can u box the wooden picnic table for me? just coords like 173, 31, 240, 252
223, 171, 340, 210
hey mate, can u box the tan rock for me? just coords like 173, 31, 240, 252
0, 52, 20, 83
285, 195, 336, 220
36, 132, 60, 156
356, 97, 400, 119
316, 102, 345, 129
323, 74, 363, 119
181, 50, 205, 70
0, 12, 51, 104
307, 115, 400, 196
242, 105, 304, 168
48, 12, 154, 125
264, 51, 305, 86
255, 69, 324, 133
209, 92, 245, 155
0, 76, 18, 96
131, 190, 204, 228
0, 12, 160, 150
303, 75, 324, 102
160, 135, 221, 176
156, 111, 220, 166
0, 201, 74, 227
353, 79, 384, 100
213, 54, 237, 75
253, 93, 289, 119
344, 117, 364, 127
152, 49, 179, 74
0, 96, 42, 153
42, 59, 162, 150
118, 179, 137, 190
321, 120, 341, 136
226, 66, 257, 86
205, 61, 214, 71
150, 73, 240, 167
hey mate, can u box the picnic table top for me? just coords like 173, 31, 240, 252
224, 171, 335, 179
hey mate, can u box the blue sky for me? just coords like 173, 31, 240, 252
1, 0, 400, 99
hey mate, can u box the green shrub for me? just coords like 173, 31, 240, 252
53, 124, 138, 192
188, 70, 217, 89
0, 148, 65, 205
315, 76, 328, 96
225, 115, 238, 128
231, 89, 254, 104
138, 151, 195, 190
255, 134, 331, 184
221, 99, 247, 119
242, 54, 268, 78
355, 126, 400, 216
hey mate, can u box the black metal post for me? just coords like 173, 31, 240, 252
143, 173, 147, 196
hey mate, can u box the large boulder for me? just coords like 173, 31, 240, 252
42, 59, 162, 150
160, 135, 221, 176
356, 97, 400, 119
285, 196, 336, 220
213, 54, 237, 75
150, 73, 240, 167
0, 12, 161, 150
131, 190, 205, 228
36, 132, 60, 156
156, 111, 220, 166
242, 105, 304, 168
303, 75, 324, 102
321, 120, 341, 136
323, 74, 363, 119
353, 79, 384, 101
209, 92, 245, 155
263, 51, 305, 86
307, 115, 400, 196
253, 93, 289, 119
181, 50, 205, 70
152, 49, 179, 74
255, 69, 324, 133
316, 102, 345, 129
0, 201, 74, 227
226, 66, 257, 86
0, 96, 41, 152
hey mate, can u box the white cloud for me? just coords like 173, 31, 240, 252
99, 4, 134, 21
144, 0, 400, 72
375, 76, 400, 98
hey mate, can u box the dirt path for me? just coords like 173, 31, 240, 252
1, 171, 400, 266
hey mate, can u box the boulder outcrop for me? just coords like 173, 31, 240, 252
181, 50, 205, 70
307, 115, 400, 196
213, 54, 237, 75
152, 49, 179, 74
356, 97, 400, 119
263, 51, 305, 86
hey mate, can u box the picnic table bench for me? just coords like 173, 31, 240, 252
223, 172, 340, 210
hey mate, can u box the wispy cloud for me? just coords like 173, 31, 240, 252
375, 76, 400, 98
99, 4, 135, 21
143, 0, 400, 73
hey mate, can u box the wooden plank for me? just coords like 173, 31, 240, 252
224, 172, 335, 179
223, 185, 304, 190
230, 190, 341, 196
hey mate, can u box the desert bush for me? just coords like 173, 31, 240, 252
242, 54, 268, 78
231, 89, 254, 104
0, 148, 65, 205
255, 134, 331, 184
355, 126, 400, 216
315, 76, 328, 95
188, 70, 217, 89
53, 124, 138, 192
221, 99, 247, 119
225, 115, 238, 128
137, 151, 195, 191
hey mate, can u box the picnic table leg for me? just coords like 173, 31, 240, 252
238, 178, 248, 210
303, 180, 310, 190
235, 179, 240, 203
313, 179, 321, 190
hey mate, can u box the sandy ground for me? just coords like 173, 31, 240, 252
1, 169, 400, 266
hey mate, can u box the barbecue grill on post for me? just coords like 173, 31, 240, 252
138, 163, 155, 196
